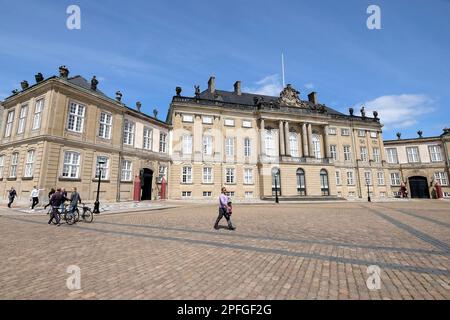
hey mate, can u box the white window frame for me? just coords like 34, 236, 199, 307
10, 152, 19, 178
244, 138, 251, 157
377, 171, 385, 186
202, 167, 213, 184
406, 147, 420, 163
373, 148, 381, 163
159, 133, 167, 153
244, 168, 253, 184
312, 134, 321, 159
182, 114, 194, 123
95, 156, 109, 180
0, 155, 4, 179
224, 118, 235, 127
123, 120, 135, 146
32, 99, 44, 130
67, 102, 85, 133
341, 128, 350, 136
435, 172, 448, 186
182, 134, 193, 155
158, 165, 167, 183
98, 112, 113, 139
182, 166, 192, 183
225, 167, 235, 184
242, 120, 252, 128
390, 172, 401, 186
121, 160, 133, 182
364, 171, 372, 186
358, 130, 366, 137
429, 145, 443, 162
203, 135, 212, 155
346, 170, 355, 186
181, 191, 192, 198
24, 150, 35, 178
225, 137, 234, 157
330, 145, 338, 160
370, 131, 377, 138
143, 127, 153, 150
335, 170, 341, 186
343, 145, 351, 161
360, 147, 368, 162
328, 127, 337, 135
202, 116, 213, 124
386, 148, 398, 164
289, 133, 299, 157
62, 151, 81, 179
17, 104, 28, 134
4, 110, 14, 137
265, 129, 275, 156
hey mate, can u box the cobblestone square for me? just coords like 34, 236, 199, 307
0, 201, 449, 300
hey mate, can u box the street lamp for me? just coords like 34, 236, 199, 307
93, 159, 106, 214
274, 169, 280, 204
366, 178, 371, 202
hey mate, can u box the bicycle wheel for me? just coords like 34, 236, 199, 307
74, 208, 80, 222
51, 211, 60, 225
66, 212, 76, 225
82, 208, 93, 223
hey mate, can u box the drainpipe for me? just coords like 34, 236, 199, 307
116, 109, 125, 202
350, 121, 362, 198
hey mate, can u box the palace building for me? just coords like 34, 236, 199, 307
0, 66, 170, 203
167, 77, 391, 200
384, 129, 450, 198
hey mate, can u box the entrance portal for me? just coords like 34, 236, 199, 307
408, 176, 430, 199
141, 168, 153, 200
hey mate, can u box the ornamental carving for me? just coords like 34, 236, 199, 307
278, 84, 301, 107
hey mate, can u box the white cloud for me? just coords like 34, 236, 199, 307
243, 74, 283, 96
355, 94, 434, 129
304, 83, 314, 90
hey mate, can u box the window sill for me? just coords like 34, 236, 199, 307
58, 177, 82, 182
92, 179, 110, 183
7, 177, 17, 181
181, 182, 193, 185
22, 176, 34, 181
120, 180, 133, 184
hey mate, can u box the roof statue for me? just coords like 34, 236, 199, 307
278, 84, 301, 107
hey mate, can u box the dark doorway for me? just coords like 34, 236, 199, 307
408, 176, 430, 199
141, 168, 153, 200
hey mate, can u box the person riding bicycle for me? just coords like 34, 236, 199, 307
48, 188, 67, 226
68, 187, 82, 215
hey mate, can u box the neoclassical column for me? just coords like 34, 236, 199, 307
260, 118, 265, 155
324, 125, 330, 158
307, 123, 313, 157
284, 121, 290, 156
279, 120, 285, 156
302, 123, 309, 157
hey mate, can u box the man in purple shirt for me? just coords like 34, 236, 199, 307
214, 187, 236, 230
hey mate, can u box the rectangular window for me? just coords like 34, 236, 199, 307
358, 130, 365, 137
265, 130, 275, 156
123, 120, 135, 145
10, 152, 19, 178
62, 151, 80, 178
158, 165, 167, 183
182, 166, 192, 183
17, 105, 28, 134
364, 171, 372, 185
121, 160, 132, 181
225, 191, 235, 198
202, 116, 213, 124
242, 120, 252, 128
341, 128, 350, 136
143, 127, 153, 150
348, 191, 356, 198
224, 119, 235, 127
377, 171, 385, 185
98, 112, 112, 139
406, 147, 420, 163
203, 135, 212, 155
346, 170, 354, 185
32, 99, 44, 130
95, 156, 109, 180
0, 155, 4, 178
182, 114, 194, 122
182, 135, 193, 155
360, 147, 368, 162
429, 145, 443, 162
370, 131, 377, 138
289, 133, 299, 157
181, 191, 192, 198
373, 148, 381, 163
203, 167, 213, 183
390, 173, 401, 186
24, 150, 35, 177
244, 168, 253, 184
67, 102, 85, 133
159, 133, 167, 153
225, 137, 234, 157
245, 191, 254, 199
328, 127, 337, 135
4, 110, 14, 137
343, 146, 352, 161
203, 191, 212, 197
386, 148, 398, 164
335, 170, 341, 186
435, 172, 448, 186
225, 168, 235, 184
330, 145, 338, 160
244, 138, 251, 157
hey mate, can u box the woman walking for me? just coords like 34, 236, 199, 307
213, 187, 235, 231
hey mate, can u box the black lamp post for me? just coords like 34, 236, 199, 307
274, 170, 280, 204
93, 159, 106, 214
366, 178, 371, 202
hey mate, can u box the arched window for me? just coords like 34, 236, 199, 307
271, 167, 281, 196
320, 169, 330, 196
296, 168, 306, 196
312, 134, 321, 159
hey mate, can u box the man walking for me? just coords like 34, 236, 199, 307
68, 187, 82, 215
30, 186, 44, 210
7, 187, 17, 208
48, 188, 65, 226
214, 187, 235, 231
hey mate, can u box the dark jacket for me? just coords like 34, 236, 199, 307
8, 190, 17, 199
50, 192, 67, 207
69, 192, 82, 207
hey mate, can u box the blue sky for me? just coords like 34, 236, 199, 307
0, 0, 449, 139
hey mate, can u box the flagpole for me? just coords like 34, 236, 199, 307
281, 53, 285, 88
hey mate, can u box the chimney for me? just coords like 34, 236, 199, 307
234, 81, 241, 96
208, 76, 215, 94
308, 92, 318, 104
136, 101, 142, 112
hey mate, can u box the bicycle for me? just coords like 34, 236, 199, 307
49, 204, 78, 225
74, 203, 94, 223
